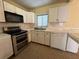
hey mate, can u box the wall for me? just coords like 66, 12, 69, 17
64, 0, 79, 29
1, 0, 79, 32
33, 0, 79, 30
33, 3, 67, 15
0, 0, 34, 33
0, 23, 34, 33
3, 0, 31, 11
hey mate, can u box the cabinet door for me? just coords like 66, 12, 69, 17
58, 5, 68, 22
3, 1, 16, 13
30, 12, 34, 23
15, 7, 26, 15
44, 32, 51, 46
31, 30, 38, 43
15, 7, 23, 15
3, 1, 7, 11
37, 31, 44, 44
26, 12, 35, 23
28, 31, 31, 42
16, 7, 35, 23
31, 30, 35, 42
51, 33, 67, 51
21, 10, 27, 23
49, 7, 58, 23
0, 0, 5, 22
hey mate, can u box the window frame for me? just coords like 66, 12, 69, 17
36, 14, 48, 29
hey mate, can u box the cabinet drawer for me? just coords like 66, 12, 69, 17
51, 33, 67, 36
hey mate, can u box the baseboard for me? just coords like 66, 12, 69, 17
8, 42, 32, 59
8, 54, 14, 59
31, 41, 50, 47
8, 42, 50, 59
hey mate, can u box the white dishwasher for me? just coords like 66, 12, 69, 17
0, 33, 13, 59
50, 33, 67, 51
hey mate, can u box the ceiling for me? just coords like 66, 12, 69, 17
5, 0, 69, 9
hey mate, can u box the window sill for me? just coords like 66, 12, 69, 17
34, 27, 46, 30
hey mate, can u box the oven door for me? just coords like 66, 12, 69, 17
16, 33, 28, 43
12, 32, 28, 55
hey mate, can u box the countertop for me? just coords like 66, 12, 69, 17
24, 28, 79, 33
0, 33, 11, 39
22, 28, 79, 43
69, 33, 79, 43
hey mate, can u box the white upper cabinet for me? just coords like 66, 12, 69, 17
0, 0, 5, 22
3, 1, 35, 23
26, 12, 35, 23
15, 7, 27, 23
15, 7, 23, 15
49, 5, 68, 23
58, 5, 68, 22
16, 8, 35, 23
3, 1, 16, 13
49, 7, 58, 22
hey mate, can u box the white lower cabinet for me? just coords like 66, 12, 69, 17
44, 32, 51, 46
37, 31, 44, 44
31, 31, 50, 45
66, 36, 79, 53
31, 31, 79, 53
31, 30, 38, 43
51, 33, 67, 51
27, 31, 32, 42
31, 30, 45, 44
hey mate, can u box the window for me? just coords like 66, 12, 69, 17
36, 14, 48, 28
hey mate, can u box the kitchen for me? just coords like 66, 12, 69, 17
0, 0, 79, 59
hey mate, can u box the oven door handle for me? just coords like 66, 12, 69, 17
14, 33, 27, 37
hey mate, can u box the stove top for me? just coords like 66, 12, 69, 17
10, 30, 27, 35
3, 26, 27, 35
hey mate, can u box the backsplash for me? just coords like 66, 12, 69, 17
47, 22, 64, 29
19, 23, 34, 30
0, 23, 34, 33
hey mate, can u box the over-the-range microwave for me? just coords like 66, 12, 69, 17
4, 11, 24, 23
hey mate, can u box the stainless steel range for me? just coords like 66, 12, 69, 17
3, 26, 28, 55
